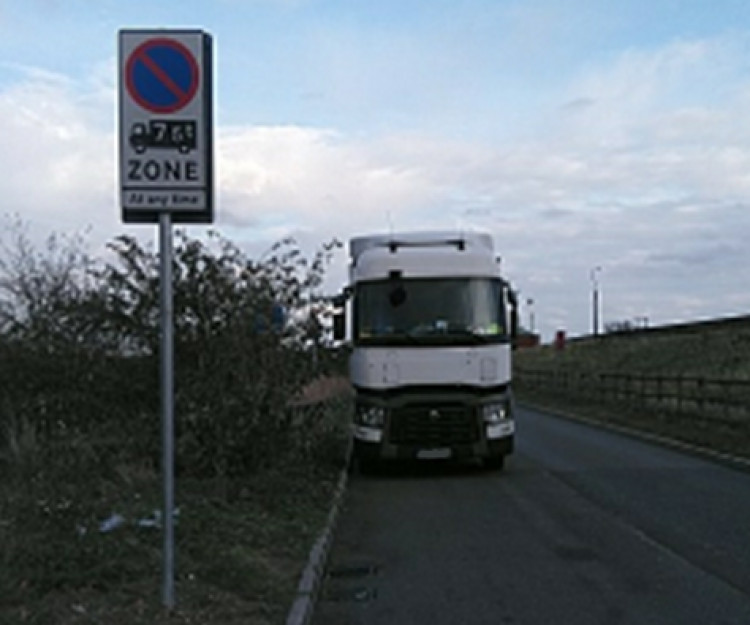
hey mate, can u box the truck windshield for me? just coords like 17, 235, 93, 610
354, 278, 508, 346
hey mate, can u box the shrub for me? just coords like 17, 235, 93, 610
0, 221, 346, 479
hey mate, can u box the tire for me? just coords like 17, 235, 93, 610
357, 457, 380, 476
483, 455, 505, 471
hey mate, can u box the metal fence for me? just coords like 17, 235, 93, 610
515, 368, 750, 425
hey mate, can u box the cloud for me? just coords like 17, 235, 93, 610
0, 66, 116, 238
555, 33, 750, 143
4, 29, 750, 340
560, 97, 597, 113
647, 244, 741, 267
218, 126, 440, 234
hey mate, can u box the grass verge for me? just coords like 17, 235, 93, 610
0, 398, 351, 625
517, 389, 750, 463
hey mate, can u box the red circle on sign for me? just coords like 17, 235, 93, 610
125, 38, 200, 114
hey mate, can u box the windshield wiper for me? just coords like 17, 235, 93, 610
359, 332, 424, 345
440, 328, 487, 343
405, 326, 488, 344
360, 326, 496, 345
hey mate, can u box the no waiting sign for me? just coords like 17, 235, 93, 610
119, 29, 213, 224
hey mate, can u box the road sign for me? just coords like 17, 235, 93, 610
117, 28, 214, 612
126, 38, 200, 114
119, 30, 213, 224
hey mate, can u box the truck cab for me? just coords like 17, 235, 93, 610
335, 231, 517, 471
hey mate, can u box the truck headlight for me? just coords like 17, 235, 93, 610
482, 402, 510, 424
357, 405, 386, 427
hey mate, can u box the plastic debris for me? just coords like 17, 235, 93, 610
71, 604, 87, 615
92, 508, 180, 534
98, 513, 126, 533
136, 510, 161, 529
137, 507, 180, 529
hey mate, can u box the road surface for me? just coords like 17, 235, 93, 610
312, 405, 750, 624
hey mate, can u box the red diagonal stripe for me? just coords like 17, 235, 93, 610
136, 49, 186, 100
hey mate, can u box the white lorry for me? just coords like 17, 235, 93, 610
333, 231, 518, 471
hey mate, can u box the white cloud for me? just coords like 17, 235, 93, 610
218, 126, 440, 232
0, 67, 116, 239
4, 29, 750, 340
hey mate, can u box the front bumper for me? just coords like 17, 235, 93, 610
353, 422, 514, 462
352, 386, 515, 462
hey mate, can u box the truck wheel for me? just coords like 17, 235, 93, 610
358, 458, 380, 476
484, 455, 505, 471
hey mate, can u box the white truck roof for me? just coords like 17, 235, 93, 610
350, 230, 493, 261
349, 230, 501, 281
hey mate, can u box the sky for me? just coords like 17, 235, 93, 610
1, 0, 750, 341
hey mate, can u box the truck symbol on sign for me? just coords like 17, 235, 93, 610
129, 120, 197, 154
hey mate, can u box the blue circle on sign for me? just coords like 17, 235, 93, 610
126, 38, 199, 114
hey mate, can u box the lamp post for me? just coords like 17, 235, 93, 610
526, 298, 535, 334
590, 266, 602, 336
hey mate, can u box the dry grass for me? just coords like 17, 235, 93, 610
289, 375, 353, 407
514, 321, 750, 460
0, 398, 351, 625
516, 321, 750, 380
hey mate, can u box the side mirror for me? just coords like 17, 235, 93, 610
506, 287, 519, 350
333, 312, 346, 341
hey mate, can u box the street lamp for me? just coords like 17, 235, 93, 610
590, 266, 602, 336
526, 298, 535, 334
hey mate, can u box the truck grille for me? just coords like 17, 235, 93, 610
389, 404, 479, 446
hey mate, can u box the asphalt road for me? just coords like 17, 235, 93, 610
312, 405, 750, 625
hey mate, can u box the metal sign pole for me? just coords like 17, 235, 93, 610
119, 29, 213, 611
159, 211, 176, 609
